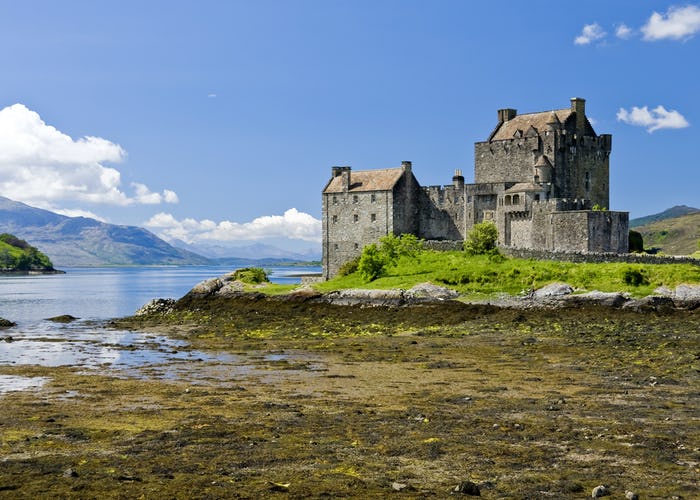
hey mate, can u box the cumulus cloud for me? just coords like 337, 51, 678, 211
144, 208, 322, 244
0, 103, 178, 209
642, 5, 700, 41
615, 23, 633, 39
617, 105, 690, 133
574, 23, 606, 45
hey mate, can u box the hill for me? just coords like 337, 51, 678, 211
0, 197, 210, 267
0, 233, 58, 272
629, 205, 700, 228
634, 211, 700, 256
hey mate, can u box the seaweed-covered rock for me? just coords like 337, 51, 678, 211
563, 291, 629, 308
623, 295, 676, 313
0, 317, 16, 328
46, 315, 79, 323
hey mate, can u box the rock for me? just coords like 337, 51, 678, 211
454, 480, 481, 496
215, 280, 245, 297
625, 491, 639, 500
673, 283, 700, 309
653, 286, 673, 296
285, 285, 322, 300
189, 277, 223, 296
622, 295, 675, 313
46, 315, 79, 323
0, 318, 16, 328
391, 482, 408, 491
405, 282, 459, 301
533, 282, 573, 298
322, 288, 405, 307
591, 484, 608, 498
134, 298, 176, 316
564, 290, 629, 308
63, 468, 78, 478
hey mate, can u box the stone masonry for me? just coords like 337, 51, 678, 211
322, 98, 629, 279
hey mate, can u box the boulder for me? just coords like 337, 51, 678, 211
322, 288, 405, 307
405, 282, 459, 301
622, 295, 676, 313
134, 298, 176, 316
189, 277, 223, 296
533, 282, 573, 298
563, 291, 629, 308
0, 318, 16, 328
215, 280, 245, 297
591, 484, 608, 498
673, 284, 700, 309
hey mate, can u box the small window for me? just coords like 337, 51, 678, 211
370, 213, 376, 222
332, 215, 338, 223
353, 214, 359, 222
534, 194, 540, 201
371, 193, 376, 203
334, 243, 339, 250
353, 195, 359, 204
332, 195, 337, 205
513, 194, 520, 205
354, 243, 359, 250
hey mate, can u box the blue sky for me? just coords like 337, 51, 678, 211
0, 1, 698, 252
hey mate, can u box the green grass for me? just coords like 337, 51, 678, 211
314, 250, 700, 298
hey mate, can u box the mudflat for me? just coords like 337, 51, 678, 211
1, 297, 698, 499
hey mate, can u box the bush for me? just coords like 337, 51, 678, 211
337, 257, 359, 277
232, 267, 268, 284
629, 230, 644, 253
357, 244, 386, 282
622, 267, 649, 286
378, 233, 422, 265
464, 221, 498, 255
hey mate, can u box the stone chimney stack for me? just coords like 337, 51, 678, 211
401, 161, 412, 174
571, 97, 586, 133
337, 166, 351, 192
497, 108, 517, 122
452, 169, 464, 188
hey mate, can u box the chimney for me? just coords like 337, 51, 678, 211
570, 97, 586, 132
401, 160, 412, 174
452, 168, 464, 188
498, 108, 517, 122
338, 166, 351, 192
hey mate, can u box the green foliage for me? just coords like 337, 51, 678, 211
0, 233, 54, 271
464, 221, 498, 256
232, 267, 268, 284
337, 257, 359, 277
622, 267, 649, 286
377, 233, 423, 266
592, 204, 608, 211
628, 230, 644, 253
357, 244, 386, 282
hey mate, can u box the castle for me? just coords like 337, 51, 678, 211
322, 98, 629, 279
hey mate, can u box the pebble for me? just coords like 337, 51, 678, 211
625, 491, 639, 500
592, 484, 608, 498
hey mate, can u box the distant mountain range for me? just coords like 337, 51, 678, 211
630, 206, 700, 256
0, 196, 209, 267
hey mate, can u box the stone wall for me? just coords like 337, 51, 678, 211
418, 185, 464, 240
502, 247, 700, 267
474, 139, 536, 184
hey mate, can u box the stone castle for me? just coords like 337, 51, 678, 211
322, 98, 629, 279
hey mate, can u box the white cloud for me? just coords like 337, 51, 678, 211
0, 103, 178, 208
642, 5, 700, 41
615, 23, 633, 39
574, 23, 606, 45
144, 208, 322, 244
617, 105, 690, 133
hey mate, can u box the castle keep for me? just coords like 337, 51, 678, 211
322, 98, 629, 279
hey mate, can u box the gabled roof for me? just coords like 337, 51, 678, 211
489, 108, 572, 142
323, 167, 405, 194
534, 155, 553, 168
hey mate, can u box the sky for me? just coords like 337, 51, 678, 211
0, 1, 698, 253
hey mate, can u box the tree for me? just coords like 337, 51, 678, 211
464, 221, 498, 255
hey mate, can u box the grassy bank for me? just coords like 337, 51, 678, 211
315, 250, 700, 298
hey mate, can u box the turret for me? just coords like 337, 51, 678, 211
571, 97, 586, 134
452, 169, 464, 188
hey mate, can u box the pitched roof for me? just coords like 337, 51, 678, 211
489, 108, 572, 141
323, 167, 405, 193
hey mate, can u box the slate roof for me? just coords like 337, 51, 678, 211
323, 167, 405, 193
490, 109, 572, 141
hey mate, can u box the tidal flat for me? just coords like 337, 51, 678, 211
1, 297, 698, 499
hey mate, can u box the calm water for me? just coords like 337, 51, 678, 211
0, 265, 320, 387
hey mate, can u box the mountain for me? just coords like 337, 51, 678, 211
171, 239, 321, 262
629, 205, 700, 228
633, 211, 700, 256
0, 197, 210, 267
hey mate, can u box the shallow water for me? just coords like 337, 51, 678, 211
0, 265, 321, 391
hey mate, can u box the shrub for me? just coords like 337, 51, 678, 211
464, 221, 498, 256
628, 230, 644, 253
337, 257, 360, 276
357, 244, 386, 282
622, 267, 649, 286
232, 267, 268, 284
378, 233, 422, 265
